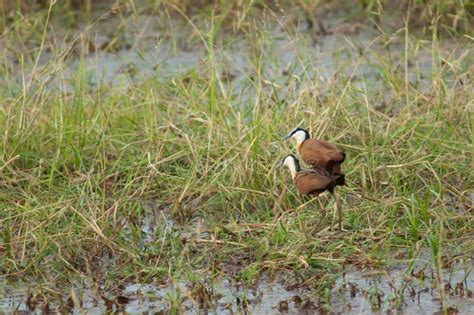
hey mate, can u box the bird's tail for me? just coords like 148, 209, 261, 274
340, 152, 346, 162
335, 173, 345, 186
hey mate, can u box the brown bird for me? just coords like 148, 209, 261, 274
283, 128, 345, 185
280, 154, 344, 230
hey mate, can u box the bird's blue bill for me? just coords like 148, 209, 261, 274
277, 159, 284, 168
281, 132, 292, 140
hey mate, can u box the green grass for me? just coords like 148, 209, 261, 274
0, 0, 473, 309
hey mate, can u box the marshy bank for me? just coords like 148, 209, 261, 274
1, 0, 473, 313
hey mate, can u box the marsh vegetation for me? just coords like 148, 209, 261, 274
0, 0, 473, 313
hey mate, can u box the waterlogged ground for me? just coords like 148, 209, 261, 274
1, 1, 473, 314
4, 0, 466, 95
1, 204, 473, 314
1, 264, 473, 314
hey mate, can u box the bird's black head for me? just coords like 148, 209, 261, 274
282, 127, 310, 142
280, 153, 301, 172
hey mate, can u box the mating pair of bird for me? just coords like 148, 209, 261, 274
280, 128, 346, 230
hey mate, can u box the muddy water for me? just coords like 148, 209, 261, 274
1, 278, 281, 314
1, 265, 473, 314
331, 266, 474, 314
5, 0, 465, 98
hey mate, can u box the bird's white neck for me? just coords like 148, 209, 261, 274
285, 160, 297, 180
293, 131, 307, 147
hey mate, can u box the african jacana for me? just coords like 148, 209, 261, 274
280, 154, 344, 230
283, 128, 345, 185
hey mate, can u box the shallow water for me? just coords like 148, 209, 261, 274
0, 277, 297, 314
331, 265, 474, 314
4, 0, 466, 100
2, 264, 472, 314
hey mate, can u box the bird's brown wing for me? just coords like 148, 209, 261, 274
300, 139, 345, 171
294, 169, 335, 195
315, 139, 338, 150
315, 139, 345, 163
